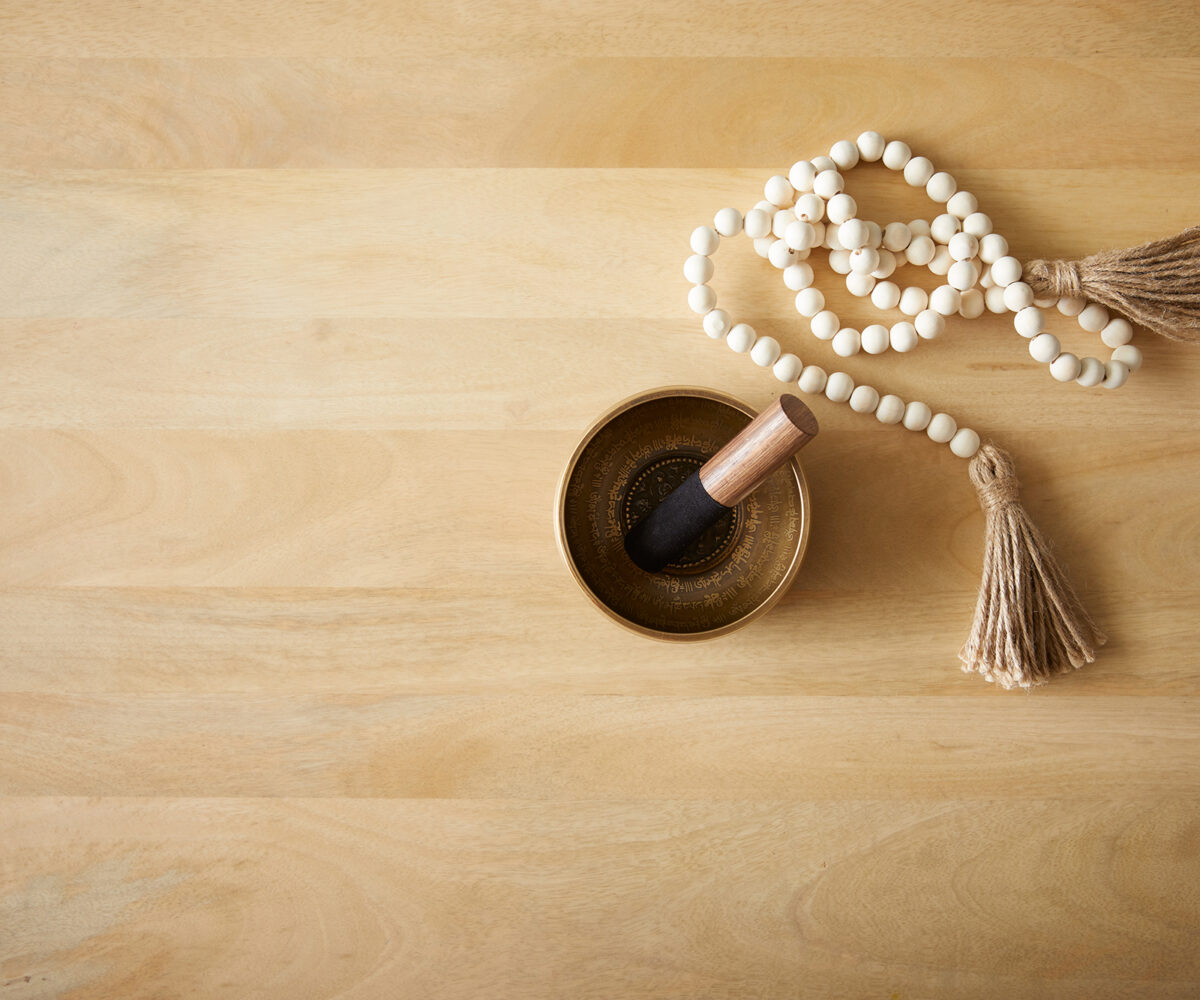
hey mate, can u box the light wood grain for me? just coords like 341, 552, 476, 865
2, 1, 1200, 997
2, 799, 1197, 1000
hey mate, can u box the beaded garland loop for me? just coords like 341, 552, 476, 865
685, 131, 1144, 461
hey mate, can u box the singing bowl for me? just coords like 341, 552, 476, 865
554, 386, 812, 640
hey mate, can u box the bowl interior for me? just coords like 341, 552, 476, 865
557, 388, 809, 639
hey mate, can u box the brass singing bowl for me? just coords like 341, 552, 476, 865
554, 386, 812, 641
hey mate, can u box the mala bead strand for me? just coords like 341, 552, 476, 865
683, 134, 1143, 466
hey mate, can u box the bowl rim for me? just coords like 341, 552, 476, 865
554, 385, 812, 642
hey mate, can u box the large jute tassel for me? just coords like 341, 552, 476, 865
1024, 224, 1200, 343
959, 444, 1105, 689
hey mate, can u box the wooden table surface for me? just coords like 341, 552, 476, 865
3, 3, 1199, 998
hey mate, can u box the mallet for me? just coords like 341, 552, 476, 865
623, 394, 819, 573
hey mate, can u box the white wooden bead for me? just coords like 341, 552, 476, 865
846, 271, 876, 297
793, 193, 824, 223
825, 371, 855, 403
1102, 359, 1130, 389
772, 209, 797, 238
713, 208, 743, 237
744, 208, 771, 239
949, 428, 981, 459
849, 247, 880, 274
835, 220, 867, 250
767, 239, 794, 269
832, 327, 862, 357
903, 156, 935, 187
849, 384, 880, 414
788, 160, 817, 192
903, 401, 932, 431
825, 225, 844, 251
908, 219, 932, 238
1002, 281, 1034, 311
890, 321, 919, 353
915, 309, 946, 339
990, 256, 1022, 287
690, 226, 719, 256
856, 131, 886, 162
963, 212, 993, 238
1029, 332, 1061, 363
1033, 296, 1057, 308
959, 288, 986, 319
829, 249, 852, 274
928, 246, 953, 275
905, 235, 936, 266
1076, 356, 1106, 387
871, 249, 898, 279
811, 311, 840, 340
726, 322, 756, 353
750, 335, 782, 367
1049, 352, 1082, 382
947, 260, 980, 291
871, 280, 901, 311
876, 394, 905, 424
946, 190, 978, 219
684, 254, 714, 284
811, 155, 836, 173
980, 269, 994, 288
824, 193, 856, 226
795, 287, 825, 317
1056, 296, 1086, 317
864, 221, 884, 249
763, 241, 792, 268
813, 169, 844, 199
773, 353, 803, 383
984, 284, 1009, 313
703, 309, 731, 339
830, 139, 860, 169
948, 232, 979, 261
883, 222, 912, 252
764, 175, 794, 207
783, 261, 815, 290
810, 221, 826, 248
1013, 305, 1045, 337
929, 285, 962, 316
1077, 303, 1110, 332
1100, 317, 1133, 347
899, 286, 929, 316
1111, 344, 1143, 371
784, 220, 817, 251
927, 412, 957, 443
753, 237, 773, 258
979, 233, 1009, 264
783, 223, 815, 255
882, 140, 912, 169
930, 213, 960, 244
926, 172, 957, 203
688, 284, 716, 314
797, 365, 828, 394
862, 324, 891, 354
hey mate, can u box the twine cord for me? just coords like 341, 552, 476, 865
1024, 225, 1200, 343
959, 443, 1106, 689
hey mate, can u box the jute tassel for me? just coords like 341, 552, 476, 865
1024, 224, 1200, 343
959, 444, 1105, 689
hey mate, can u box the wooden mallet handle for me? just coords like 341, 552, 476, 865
623, 394, 818, 573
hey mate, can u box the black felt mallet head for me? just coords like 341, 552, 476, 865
623, 394, 818, 573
